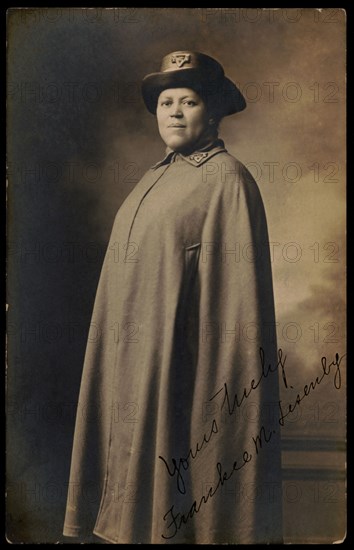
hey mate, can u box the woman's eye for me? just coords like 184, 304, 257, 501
184, 100, 197, 106
161, 101, 172, 107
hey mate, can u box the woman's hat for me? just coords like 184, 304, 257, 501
141, 51, 246, 117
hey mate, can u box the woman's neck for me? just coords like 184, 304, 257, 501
173, 129, 219, 156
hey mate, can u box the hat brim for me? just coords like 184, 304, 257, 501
141, 68, 246, 117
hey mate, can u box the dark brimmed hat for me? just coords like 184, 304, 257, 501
141, 51, 246, 118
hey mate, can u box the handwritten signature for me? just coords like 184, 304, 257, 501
159, 347, 287, 496
159, 349, 346, 540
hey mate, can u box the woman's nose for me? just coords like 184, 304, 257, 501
170, 106, 183, 117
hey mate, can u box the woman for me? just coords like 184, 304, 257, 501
63, 51, 283, 544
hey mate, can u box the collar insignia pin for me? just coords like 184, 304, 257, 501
190, 152, 208, 163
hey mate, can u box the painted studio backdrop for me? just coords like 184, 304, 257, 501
7, 8, 346, 543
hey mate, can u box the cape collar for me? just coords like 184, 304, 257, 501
151, 138, 227, 169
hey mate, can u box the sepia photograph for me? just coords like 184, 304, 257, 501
7, 8, 346, 544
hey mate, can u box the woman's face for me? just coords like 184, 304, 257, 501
156, 88, 210, 154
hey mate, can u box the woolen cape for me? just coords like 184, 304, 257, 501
63, 139, 283, 544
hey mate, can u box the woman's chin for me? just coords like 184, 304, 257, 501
164, 139, 191, 152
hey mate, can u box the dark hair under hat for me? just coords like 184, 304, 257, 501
141, 51, 246, 118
